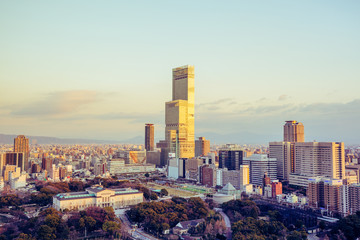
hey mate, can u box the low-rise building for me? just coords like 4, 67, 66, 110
53, 186, 143, 211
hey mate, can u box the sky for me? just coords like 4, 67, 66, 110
0, 1, 360, 144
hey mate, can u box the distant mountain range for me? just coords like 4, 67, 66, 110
0, 134, 144, 145
0, 132, 281, 146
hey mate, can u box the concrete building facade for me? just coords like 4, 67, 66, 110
53, 186, 143, 211
243, 154, 277, 186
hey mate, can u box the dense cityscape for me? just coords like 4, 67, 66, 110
1, 65, 360, 240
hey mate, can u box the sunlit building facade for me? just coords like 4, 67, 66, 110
53, 186, 143, 211
164, 65, 195, 159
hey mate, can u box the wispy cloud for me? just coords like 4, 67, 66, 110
11, 90, 99, 116
278, 94, 289, 101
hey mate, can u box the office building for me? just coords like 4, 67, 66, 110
4, 152, 25, 172
108, 158, 125, 175
199, 165, 217, 187
115, 150, 146, 164
289, 142, 345, 187
219, 147, 244, 171
239, 165, 250, 188
308, 177, 343, 213
324, 179, 343, 213
195, 137, 210, 157
145, 124, 154, 151
53, 186, 143, 211
186, 157, 204, 180
163, 65, 195, 159
243, 154, 277, 186
14, 135, 29, 170
283, 121, 304, 142
348, 184, 360, 215
308, 177, 325, 208
146, 151, 161, 167
222, 165, 250, 190
42, 158, 53, 173
269, 141, 293, 180
94, 162, 107, 176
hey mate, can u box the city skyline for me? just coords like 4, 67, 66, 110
1, 1, 360, 144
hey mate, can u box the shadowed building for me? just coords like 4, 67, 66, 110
195, 137, 210, 157
14, 135, 29, 170
145, 124, 154, 151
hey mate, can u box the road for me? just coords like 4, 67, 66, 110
215, 208, 232, 240
115, 209, 159, 240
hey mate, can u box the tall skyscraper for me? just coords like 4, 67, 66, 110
195, 137, 210, 157
145, 124, 154, 151
164, 65, 195, 159
14, 135, 29, 170
283, 120, 304, 142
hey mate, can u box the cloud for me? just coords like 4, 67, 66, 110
196, 98, 234, 109
11, 90, 99, 116
278, 94, 289, 101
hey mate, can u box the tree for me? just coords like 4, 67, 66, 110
102, 221, 121, 238
44, 214, 61, 228
37, 225, 56, 240
79, 216, 96, 232
150, 193, 158, 200
160, 188, 168, 197
287, 230, 307, 240
15, 233, 36, 240
319, 220, 326, 230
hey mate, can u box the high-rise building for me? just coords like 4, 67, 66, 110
199, 164, 217, 187
239, 165, 250, 188
164, 65, 195, 159
195, 137, 210, 157
348, 184, 360, 215
4, 152, 25, 172
14, 135, 29, 170
42, 158, 53, 173
145, 124, 154, 151
289, 142, 345, 187
219, 148, 244, 170
269, 142, 293, 180
283, 121, 304, 142
308, 177, 343, 213
243, 154, 277, 186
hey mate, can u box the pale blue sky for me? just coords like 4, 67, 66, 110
1, 1, 359, 144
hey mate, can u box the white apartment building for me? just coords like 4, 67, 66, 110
243, 154, 277, 186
